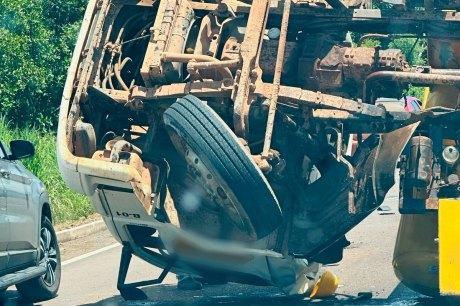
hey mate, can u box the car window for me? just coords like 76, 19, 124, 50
410, 100, 421, 111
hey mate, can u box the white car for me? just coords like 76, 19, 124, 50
0, 139, 61, 302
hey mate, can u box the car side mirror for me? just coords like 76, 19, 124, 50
9, 140, 35, 160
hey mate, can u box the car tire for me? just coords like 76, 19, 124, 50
163, 94, 282, 239
16, 217, 61, 302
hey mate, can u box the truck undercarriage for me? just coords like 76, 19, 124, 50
58, 0, 460, 298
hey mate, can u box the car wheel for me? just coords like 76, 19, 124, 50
16, 217, 61, 302
163, 94, 282, 239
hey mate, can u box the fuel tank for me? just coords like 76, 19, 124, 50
393, 214, 439, 296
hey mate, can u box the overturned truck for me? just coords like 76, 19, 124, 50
58, 0, 460, 298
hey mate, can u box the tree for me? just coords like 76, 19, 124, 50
0, 0, 87, 129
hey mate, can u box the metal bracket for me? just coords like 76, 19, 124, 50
232, 0, 269, 137
117, 245, 176, 292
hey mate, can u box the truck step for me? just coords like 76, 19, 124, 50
0, 265, 46, 290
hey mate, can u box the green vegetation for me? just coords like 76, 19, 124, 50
0, 0, 87, 129
0, 118, 94, 224
354, 34, 428, 99
0, 0, 91, 224
389, 38, 428, 99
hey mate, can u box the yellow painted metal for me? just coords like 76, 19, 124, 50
439, 198, 460, 296
425, 85, 460, 109
422, 87, 430, 110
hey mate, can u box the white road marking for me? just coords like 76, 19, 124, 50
62, 243, 120, 266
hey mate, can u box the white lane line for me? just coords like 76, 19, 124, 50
62, 243, 120, 266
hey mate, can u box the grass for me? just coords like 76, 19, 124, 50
0, 117, 94, 224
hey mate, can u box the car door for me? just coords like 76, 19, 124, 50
0, 142, 36, 268
0, 143, 10, 272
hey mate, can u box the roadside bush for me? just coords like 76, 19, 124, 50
0, 118, 94, 224
0, 0, 87, 129
0, 0, 91, 224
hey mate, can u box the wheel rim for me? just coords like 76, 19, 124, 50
39, 226, 58, 287
182, 144, 255, 237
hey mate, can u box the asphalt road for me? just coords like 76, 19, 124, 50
1, 184, 450, 306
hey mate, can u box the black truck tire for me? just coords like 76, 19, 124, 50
163, 95, 282, 239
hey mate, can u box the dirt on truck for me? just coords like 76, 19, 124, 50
57, 0, 460, 299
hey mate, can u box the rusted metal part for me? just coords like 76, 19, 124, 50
96, 80, 386, 119
357, 34, 389, 46
326, 126, 358, 214
340, 155, 357, 214
74, 120, 97, 158
399, 161, 443, 213
312, 46, 407, 96
188, 58, 240, 70
131, 162, 160, 214
162, 52, 224, 63
287, 136, 380, 256
373, 123, 420, 204
162, 52, 235, 80
140, 0, 194, 86
164, 187, 180, 227
312, 109, 357, 119
363, 71, 460, 103
428, 39, 460, 69
122, 0, 234, 11
89, 80, 233, 108
91, 148, 156, 212
288, 9, 460, 36
232, 0, 269, 138
426, 197, 440, 210
113, 0, 156, 6
256, 83, 386, 117
187, 59, 240, 80
397, 112, 460, 215
194, 14, 221, 58
88, 87, 132, 105
128, 0, 460, 31
262, 0, 291, 159
430, 69, 460, 75
91, 78, 398, 124
259, 41, 298, 77
196, 14, 218, 53
222, 39, 299, 77
113, 57, 132, 91
190, 0, 251, 14
130, 81, 233, 100
66, 0, 113, 149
